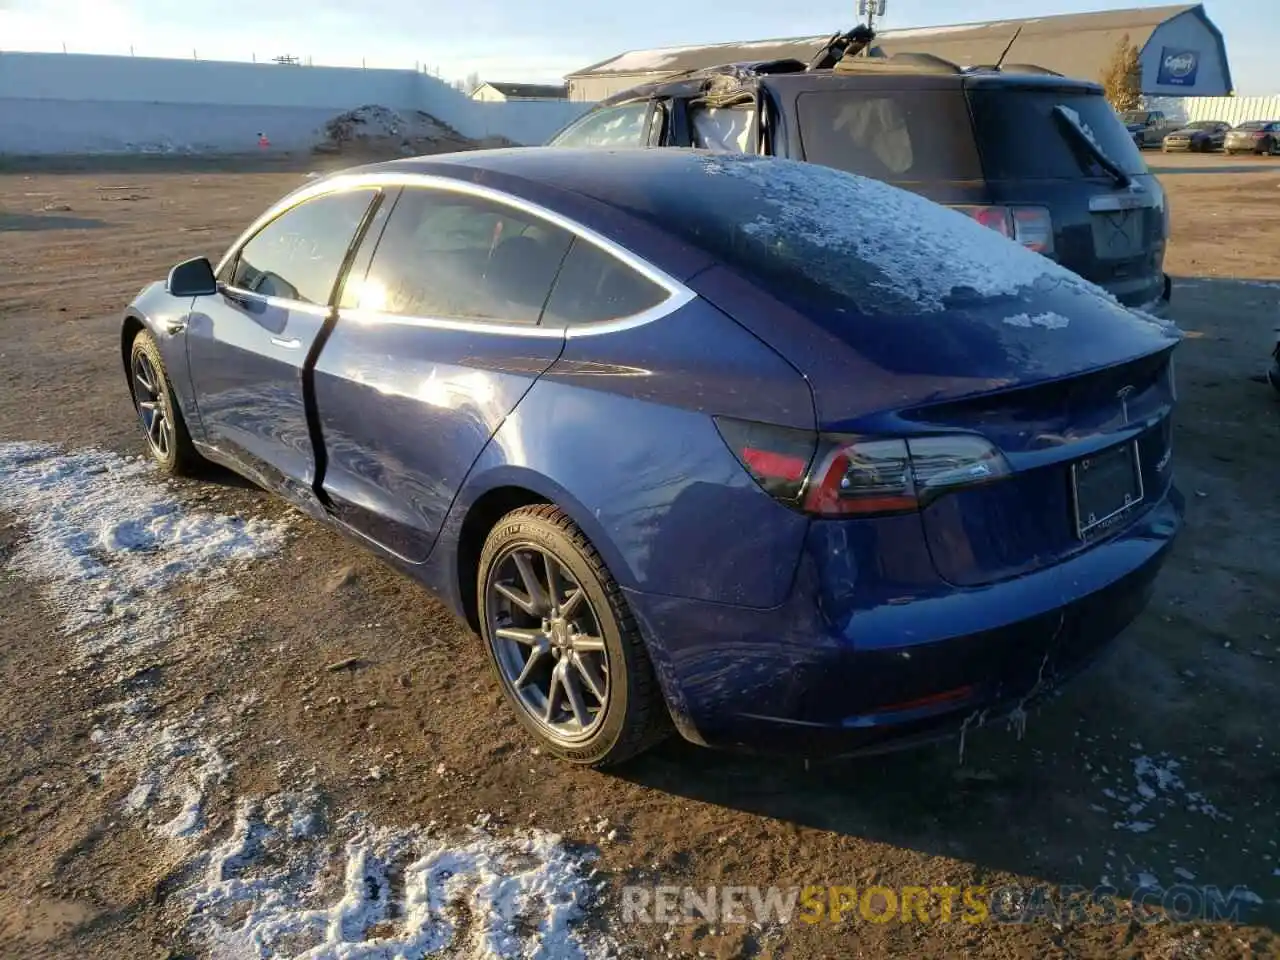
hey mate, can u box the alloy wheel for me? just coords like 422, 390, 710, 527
131, 350, 173, 460
485, 545, 610, 742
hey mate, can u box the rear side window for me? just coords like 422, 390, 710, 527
230, 189, 377, 304
549, 103, 650, 148
969, 90, 1150, 180
349, 188, 572, 324
543, 239, 668, 326
690, 105, 756, 153
796, 89, 982, 181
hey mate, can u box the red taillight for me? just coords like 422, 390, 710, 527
1254, 132, 1269, 139
952, 205, 1055, 255
715, 418, 1013, 518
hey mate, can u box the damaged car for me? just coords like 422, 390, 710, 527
549, 27, 1174, 315
121, 148, 1183, 766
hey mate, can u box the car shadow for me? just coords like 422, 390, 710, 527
0, 212, 106, 232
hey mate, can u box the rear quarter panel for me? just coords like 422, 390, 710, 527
439, 299, 817, 609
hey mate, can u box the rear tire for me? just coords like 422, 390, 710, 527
128, 331, 202, 476
477, 504, 670, 767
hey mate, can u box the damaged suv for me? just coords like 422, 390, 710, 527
550, 28, 1173, 314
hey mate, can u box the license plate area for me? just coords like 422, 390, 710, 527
1071, 441, 1144, 541
1090, 209, 1146, 260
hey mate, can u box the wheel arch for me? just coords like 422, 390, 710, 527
121, 313, 146, 386
448, 465, 635, 634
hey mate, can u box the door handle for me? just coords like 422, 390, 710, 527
271, 336, 302, 349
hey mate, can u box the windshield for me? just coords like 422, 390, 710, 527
1235, 121, 1265, 131
1186, 121, 1220, 130
1121, 111, 1148, 124
968, 90, 1149, 180
795, 89, 983, 181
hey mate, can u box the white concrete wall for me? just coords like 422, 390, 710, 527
1146, 96, 1280, 125
0, 51, 591, 153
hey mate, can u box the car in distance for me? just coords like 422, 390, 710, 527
122, 148, 1183, 766
548, 35, 1173, 315
1121, 109, 1173, 149
1224, 120, 1280, 156
1161, 120, 1230, 153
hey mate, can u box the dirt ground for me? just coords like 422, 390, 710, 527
0, 149, 1278, 960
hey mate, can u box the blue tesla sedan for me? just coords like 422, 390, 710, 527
121, 148, 1183, 766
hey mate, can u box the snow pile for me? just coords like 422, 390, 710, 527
189, 803, 606, 960
700, 154, 1104, 314
316, 104, 495, 156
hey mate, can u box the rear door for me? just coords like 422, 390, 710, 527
186, 187, 380, 500
965, 86, 1167, 308
313, 184, 571, 562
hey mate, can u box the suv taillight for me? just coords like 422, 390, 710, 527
951, 205, 1055, 255
715, 418, 1012, 518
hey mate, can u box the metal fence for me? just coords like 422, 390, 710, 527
1146, 95, 1280, 125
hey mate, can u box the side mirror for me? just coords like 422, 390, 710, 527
166, 257, 217, 297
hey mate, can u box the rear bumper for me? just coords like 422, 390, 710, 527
627, 487, 1183, 758
1108, 272, 1171, 314
1134, 273, 1174, 317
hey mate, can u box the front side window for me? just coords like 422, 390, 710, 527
543, 238, 668, 326
349, 188, 573, 325
690, 105, 757, 154
549, 103, 650, 148
230, 189, 377, 305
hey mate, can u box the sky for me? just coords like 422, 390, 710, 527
0, 0, 1273, 95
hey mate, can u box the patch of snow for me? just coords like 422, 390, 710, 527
1055, 104, 1107, 159
700, 154, 1102, 314
1135, 870, 1160, 890
592, 48, 691, 73
0, 442, 287, 655
187, 801, 606, 960
881, 23, 988, 39
1114, 820, 1157, 834
1002, 312, 1071, 329
1, 445, 608, 955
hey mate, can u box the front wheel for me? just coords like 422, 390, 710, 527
128, 331, 202, 475
477, 504, 670, 766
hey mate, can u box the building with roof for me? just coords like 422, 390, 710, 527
471, 81, 569, 103
565, 4, 1232, 102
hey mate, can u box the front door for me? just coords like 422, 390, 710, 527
185, 187, 380, 499
313, 185, 573, 562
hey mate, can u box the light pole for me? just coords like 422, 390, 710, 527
858, 0, 887, 32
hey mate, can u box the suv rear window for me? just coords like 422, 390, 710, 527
797, 89, 982, 181
969, 90, 1149, 180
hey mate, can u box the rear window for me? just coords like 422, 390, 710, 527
968, 90, 1149, 180
1236, 121, 1266, 131
797, 89, 983, 181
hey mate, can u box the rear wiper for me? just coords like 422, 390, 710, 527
1052, 105, 1130, 189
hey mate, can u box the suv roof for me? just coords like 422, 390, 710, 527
597, 51, 1104, 109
